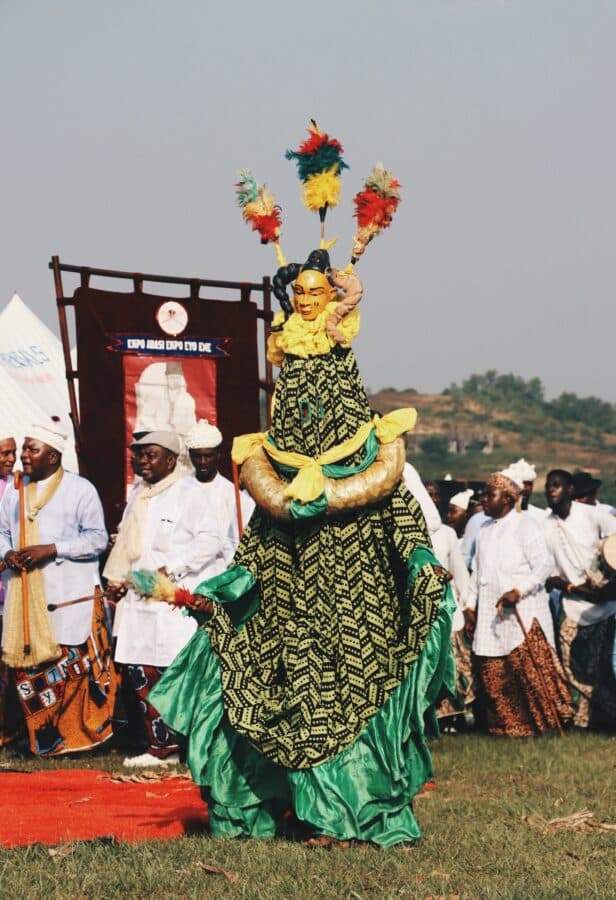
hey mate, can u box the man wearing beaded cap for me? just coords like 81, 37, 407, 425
149, 125, 455, 847
0, 419, 116, 756
464, 473, 572, 736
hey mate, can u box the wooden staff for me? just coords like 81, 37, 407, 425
47, 591, 115, 612
232, 460, 244, 539
13, 471, 31, 656
512, 605, 565, 737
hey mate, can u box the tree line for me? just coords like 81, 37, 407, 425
444, 370, 615, 434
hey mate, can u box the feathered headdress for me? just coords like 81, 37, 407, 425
235, 169, 286, 266
350, 163, 401, 264
285, 120, 348, 245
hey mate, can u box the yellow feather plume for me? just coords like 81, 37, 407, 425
303, 166, 342, 213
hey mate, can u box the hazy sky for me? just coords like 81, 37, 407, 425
2, 0, 614, 401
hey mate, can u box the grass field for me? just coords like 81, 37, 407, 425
1, 731, 615, 899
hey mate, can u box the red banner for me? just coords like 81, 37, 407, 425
123, 356, 217, 495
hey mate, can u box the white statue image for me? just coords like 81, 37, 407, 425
133, 360, 197, 477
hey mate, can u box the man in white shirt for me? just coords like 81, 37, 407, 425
425, 481, 473, 726
571, 471, 616, 516
0, 430, 17, 746
0, 420, 116, 756
465, 473, 572, 736
184, 419, 254, 574
0, 432, 16, 614
543, 469, 616, 729
105, 429, 227, 766
449, 489, 489, 570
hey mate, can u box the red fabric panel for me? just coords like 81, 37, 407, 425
0, 769, 208, 846
73, 287, 260, 531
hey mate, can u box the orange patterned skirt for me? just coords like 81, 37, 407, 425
0, 617, 20, 746
475, 619, 573, 737
12, 592, 120, 756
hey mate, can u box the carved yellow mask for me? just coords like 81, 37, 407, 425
292, 269, 337, 321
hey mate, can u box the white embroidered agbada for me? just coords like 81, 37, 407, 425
402, 462, 441, 535
0, 472, 107, 646
524, 504, 548, 524
543, 502, 616, 626
112, 478, 226, 666
431, 522, 470, 631
466, 509, 555, 657
183, 472, 255, 572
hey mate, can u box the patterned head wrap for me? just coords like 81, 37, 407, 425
486, 472, 521, 502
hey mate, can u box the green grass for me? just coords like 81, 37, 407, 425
1, 732, 615, 899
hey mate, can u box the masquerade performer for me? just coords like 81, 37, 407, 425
0, 420, 118, 756
464, 473, 573, 736
147, 124, 455, 847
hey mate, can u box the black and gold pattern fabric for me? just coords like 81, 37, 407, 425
271, 346, 371, 458
203, 345, 447, 769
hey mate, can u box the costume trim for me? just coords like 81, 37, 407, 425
233, 408, 416, 506
240, 438, 405, 521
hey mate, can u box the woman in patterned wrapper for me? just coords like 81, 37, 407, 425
148, 246, 456, 848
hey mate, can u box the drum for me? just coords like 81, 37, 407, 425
598, 533, 616, 582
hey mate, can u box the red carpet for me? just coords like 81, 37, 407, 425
0, 769, 209, 847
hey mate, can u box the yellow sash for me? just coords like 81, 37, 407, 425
3, 469, 64, 668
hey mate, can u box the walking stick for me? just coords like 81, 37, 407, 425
512, 605, 565, 737
232, 460, 244, 540
13, 471, 31, 656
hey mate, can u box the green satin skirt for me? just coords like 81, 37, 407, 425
149, 587, 454, 847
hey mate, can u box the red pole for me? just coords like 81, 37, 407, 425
14, 471, 31, 656
232, 461, 244, 539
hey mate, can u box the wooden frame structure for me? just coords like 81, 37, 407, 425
50, 255, 275, 478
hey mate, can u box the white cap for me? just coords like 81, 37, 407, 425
512, 457, 537, 482
449, 488, 474, 511
28, 418, 68, 455
185, 419, 223, 450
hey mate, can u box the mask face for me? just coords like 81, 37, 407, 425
292, 270, 336, 320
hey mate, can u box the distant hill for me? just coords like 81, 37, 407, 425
368, 370, 616, 506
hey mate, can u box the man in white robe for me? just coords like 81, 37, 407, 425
183, 419, 255, 575
105, 429, 227, 767
0, 430, 17, 745
449, 489, 490, 570
543, 468, 616, 729
424, 481, 473, 725
0, 432, 17, 611
0, 421, 114, 756
465, 473, 572, 736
